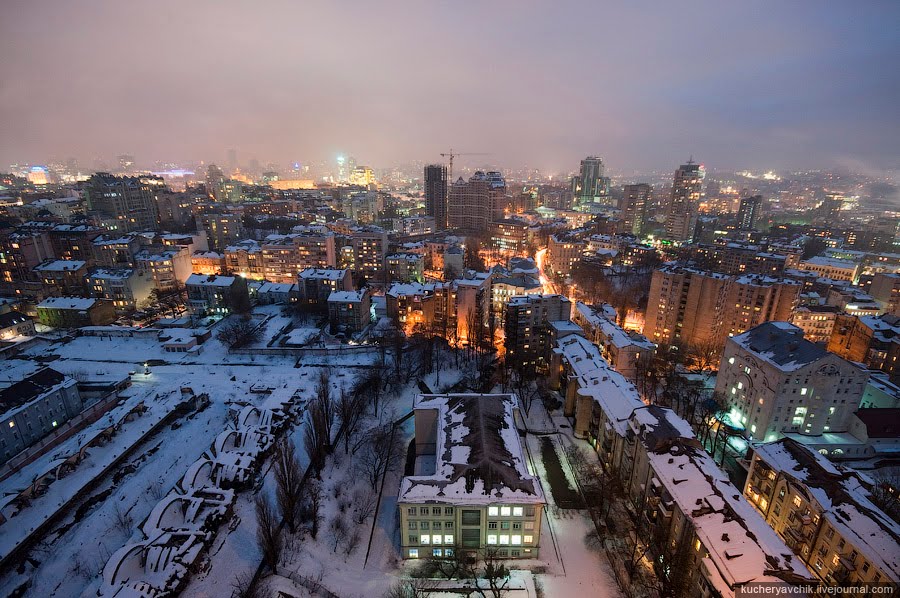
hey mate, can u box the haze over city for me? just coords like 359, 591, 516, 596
2, 0, 899, 175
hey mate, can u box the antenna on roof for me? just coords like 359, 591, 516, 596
687, 155, 695, 165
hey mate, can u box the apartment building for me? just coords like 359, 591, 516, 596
327, 289, 371, 334
715, 322, 869, 442
572, 302, 655, 380
546, 233, 587, 278
86, 268, 154, 313
297, 268, 353, 311
828, 313, 900, 383
503, 294, 571, 371
745, 438, 898, 588
398, 394, 545, 560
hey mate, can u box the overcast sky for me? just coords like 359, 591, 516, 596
1, 1, 898, 175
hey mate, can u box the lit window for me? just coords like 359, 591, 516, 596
432, 534, 442, 545
444, 535, 453, 544
420, 535, 430, 544
487, 535, 497, 545
500, 535, 510, 545
512, 507, 523, 517
729, 357, 735, 364
7, 422, 13, 428
524, 535, 533, 544
433, 548, 442, 557
409, 549, 419, 558
488, 506, 499, 516
801, 388, 808, 396
512, 535, 522, 545
500, 506, 511, 516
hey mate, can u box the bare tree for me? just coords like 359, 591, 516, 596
255, 493, 283, 575
358, 423, 403, 491
216, 317, 266, 348
477, 548, 510, 598
273, 438, 303, 533
337, 387, 365, 454
383, 578, 439, 598
328, 513, 348, 553
300, 481, 323, 539
304, 376, 335, 478
351, 487, 378, 525
230, 570, 264, 598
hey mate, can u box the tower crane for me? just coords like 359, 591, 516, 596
439, 149, 489, 182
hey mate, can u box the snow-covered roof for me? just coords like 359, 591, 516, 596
37, 296, 99, 310
298, 267, 348, 280
88, 268, 135, 280
575, 302, 654, 350
646, 443, 812, 593
386, 282, 445, 298
34, 259, 86, 272
328, 289, 368, 303
752, 439, 900, 581
729, 322, 837, 372
399, 394, 545, 505
185, 274, 237, 287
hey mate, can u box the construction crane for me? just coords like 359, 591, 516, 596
440, 149, 489, 182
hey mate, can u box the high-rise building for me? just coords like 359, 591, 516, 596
572, 156, 610, 207
644, 265, 799, 351
619, 183, 650, 236
665, 161, 705, 242
737, 195, 763, 230
447, 171, 507, 232
84, 173, 160, 233
424, 164, 448, 230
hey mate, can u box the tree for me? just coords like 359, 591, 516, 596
255, 493, 283, 575
304, 381, 335, 478
300, 481, 323, 539
477, 548, 510, 598
273, 439, 303, 533
216, 317, 265, 348
684, 337, 723, 372
464, 237, 486, 272
358, 423, 403, 491
337, 387, 365, 454
802, 237, 828, 260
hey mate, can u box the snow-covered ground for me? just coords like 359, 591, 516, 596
0, 313, 626, 598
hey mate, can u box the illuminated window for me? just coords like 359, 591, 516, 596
512, 506, 523, 516
524, 535, 533, 544
487, 535, 497, 545
499, 535, 510, 545
488, 506, 499, 516
444, 535, 453, 545
500, 507, 511, 516
409, 548, 418, 558
420, 535, 430, 544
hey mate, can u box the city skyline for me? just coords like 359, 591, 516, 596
2, 1, 898, 176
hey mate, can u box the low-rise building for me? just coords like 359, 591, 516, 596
789, 304, 839, 344
86, 268, 155, 313
398, 394, 545, 560
297, 268, 353, 311
572, 302, 655, 380
828, 314, 900, 384
36, 297, 116, 328
327, 289, 371, 334
798, 256, 860, 282
745, 438, 899, 588
386, 252, 425, 283
34, 259, 88, 297
0, 310, 35, 340
135, 246, 192, 292
191, 251, 226, 276
185, 274, 250, 315
0, 368, 82, 464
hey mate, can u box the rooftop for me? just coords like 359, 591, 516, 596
730, 322, 832, 372
34, 260, 86, 272
398, 394, 544, 505
753, 438, 900, 580
37, 296, 99, 310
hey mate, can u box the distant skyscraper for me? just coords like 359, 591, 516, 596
424, 164, 448, 230
572, 156, 611, 208
737, 195, 763, 230
227, 148, 238, 170
665, 160, 705, 242
620, 183, 651, 236
818, 192, 844, 225
206, 164, 226, 201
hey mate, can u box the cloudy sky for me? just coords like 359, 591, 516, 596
1, 1, 898, 174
